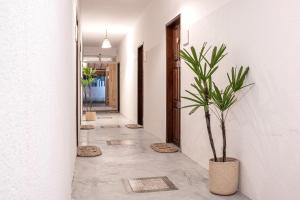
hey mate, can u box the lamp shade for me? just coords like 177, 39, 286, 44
101, 38, 112, 48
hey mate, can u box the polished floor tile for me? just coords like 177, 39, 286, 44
101, 124, 122, 128
72, 113, 251, 200
107, 140, 136, 145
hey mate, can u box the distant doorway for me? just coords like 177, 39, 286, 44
137, 45, 144, 126
166, 15, 181, 147
82, 63, 119, 112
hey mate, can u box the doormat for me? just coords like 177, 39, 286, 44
150, 143, 179, 153
128, 176, 178, 193
77, 146, 102, 157
80, 124, 96, 130
100, 125, 121, 128
125, 124, 143, 129
106, 140, 136, 145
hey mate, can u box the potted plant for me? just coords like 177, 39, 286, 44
209, 66, 252, 195
81, 66, 97, 121
180, 44, 253, 195
180, 43, 227, 162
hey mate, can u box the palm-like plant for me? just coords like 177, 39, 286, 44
211, 66, 253, 162
81, 67, 96, 112
180, 43, 227, 162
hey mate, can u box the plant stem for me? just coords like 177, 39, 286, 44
203, 82, 217, 162
84, 86, 87, 112
88, 85, 92, 112
205, 109, 218, 162
221, 112, 227, 162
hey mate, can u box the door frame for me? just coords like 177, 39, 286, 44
166, 14, 181, 147
117, 63, 120, 112
137, 44, 144, 125
75, 17, 80, 147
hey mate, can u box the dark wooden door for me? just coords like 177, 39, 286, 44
137, 45, 144, 125
166, 16, 181, 147
117, 63, 120, 113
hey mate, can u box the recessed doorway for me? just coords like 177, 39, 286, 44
166, 15, 181, 147
137, 45, 144, 126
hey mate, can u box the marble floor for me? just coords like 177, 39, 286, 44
72, 113, 250, 200
83, 102, 117, 112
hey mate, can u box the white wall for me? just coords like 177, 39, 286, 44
0, 0, 77, 200
118, 0, 300, 199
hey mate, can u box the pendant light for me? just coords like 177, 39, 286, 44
101, 29, 112, 49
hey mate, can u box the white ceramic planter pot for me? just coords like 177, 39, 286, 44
85, 112, 97, 121
209, 158, 239, 195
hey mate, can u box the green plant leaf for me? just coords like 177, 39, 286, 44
227, 66, 252, 92
189, 106, 200, 115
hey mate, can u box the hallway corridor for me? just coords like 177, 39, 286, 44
72, 114, 249, 200
2, 0, 300, 199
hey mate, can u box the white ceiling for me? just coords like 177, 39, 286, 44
79, 0, 153, 47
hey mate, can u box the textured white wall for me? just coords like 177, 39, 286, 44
118, 0, 300, 199
0, 0, 77, 200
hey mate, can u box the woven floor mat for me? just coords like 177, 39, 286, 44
125, 124, 143, 129
80, 124, 96, 130
77, 146, 102, 157
150, 143, 179, 153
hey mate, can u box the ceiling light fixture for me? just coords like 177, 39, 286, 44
101, 29, 112, 49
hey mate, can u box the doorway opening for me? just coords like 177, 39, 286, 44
137, 45, 144, 126
166, 15, 181, 147
82, 60, 119, 113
